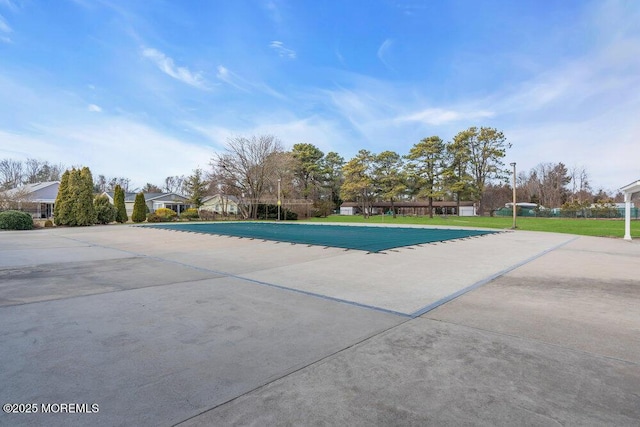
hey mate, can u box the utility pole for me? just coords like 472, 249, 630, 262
510, 162, 517, 229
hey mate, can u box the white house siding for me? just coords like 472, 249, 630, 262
340, 207, 356, 215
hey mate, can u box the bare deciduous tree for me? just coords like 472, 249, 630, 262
0, 186, 34, 212
212, 135, 284, 219
0, 159, 24, 190
570, 165, 591, 203
106, 177, 131, 193
163, 176, 185, 194
481, 183, 512, 216
24, 158, 43, 184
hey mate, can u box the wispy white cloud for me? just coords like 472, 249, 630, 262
269, 41, 296, 59
483, 8, 640, 190
250, 115, 343, 151
0, 1, 19, 12
216, 65, 250, 92
502, 111, 639, 192
335, 49, 346, 67
1, 0, 636, 195
0, 14, 12, 42
398, 108, 494, 125
0, 15, 10, 33
377, 38, 394, 70
393, 0, 427, 16
190, 113, 348, 155
0, 118, 214, 188
216, 65, 285, 99
327, 87, 385, 128
262, 0, 283, 26
0, 73, 212, 187
141, 47, 208, 89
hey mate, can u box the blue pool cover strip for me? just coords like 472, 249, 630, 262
142, 222, 498, 253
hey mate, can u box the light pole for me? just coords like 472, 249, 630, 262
277, 178, 281, 221
510, 162, 517, 229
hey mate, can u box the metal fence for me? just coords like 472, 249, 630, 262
495, 207, 639, 219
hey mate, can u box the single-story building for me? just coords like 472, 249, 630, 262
505, 202, 543, 210
102, 191, 192, 217
200, 194, 239, 215
340, 200, 477, 216
0, 181, 59, 218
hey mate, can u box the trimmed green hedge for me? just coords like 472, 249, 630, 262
0, 210, 34, 230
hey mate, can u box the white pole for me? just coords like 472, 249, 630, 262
510, 162, 517, 229
624, 192, 632, 241
277, 178, 281, 221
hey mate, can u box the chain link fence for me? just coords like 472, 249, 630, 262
495, 207, 639, 219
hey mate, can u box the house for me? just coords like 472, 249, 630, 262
200, 194, 239, 215
0, 181, 59, 218
102, 191, 192, 217
340, 200, 477, 216
143, 192, 192, 215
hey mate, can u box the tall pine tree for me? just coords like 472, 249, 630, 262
114, 184, 128, 223
73, 167, 96, 226
184, 168, 207, 209
54, 166, 98, 226
54, 169, 72, 225
67, 169, 82, 226
131, 192, 147, 223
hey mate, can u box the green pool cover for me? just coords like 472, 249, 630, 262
143, 222, 498, 253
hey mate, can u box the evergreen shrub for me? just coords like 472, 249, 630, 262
94, 194, 116, 224
131, 193, 147, 223
0, 210, 34, 230
54, 167, 97, 226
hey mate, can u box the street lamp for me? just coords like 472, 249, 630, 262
510, 162, 517, 229
277, 178, 281, 221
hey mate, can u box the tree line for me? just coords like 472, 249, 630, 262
211, 129, 626, 218
0, 126, 625, 221
209, 127, 510, 218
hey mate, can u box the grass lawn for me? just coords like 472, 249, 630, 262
306, 215, 640, 239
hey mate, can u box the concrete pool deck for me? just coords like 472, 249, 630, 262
0, 224, 639, 426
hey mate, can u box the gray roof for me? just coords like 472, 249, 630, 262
4, 181, 59, 196
144, 192, 189, 202
104, 192, 188, 203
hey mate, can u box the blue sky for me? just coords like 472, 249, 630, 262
0, 0, 638, 192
